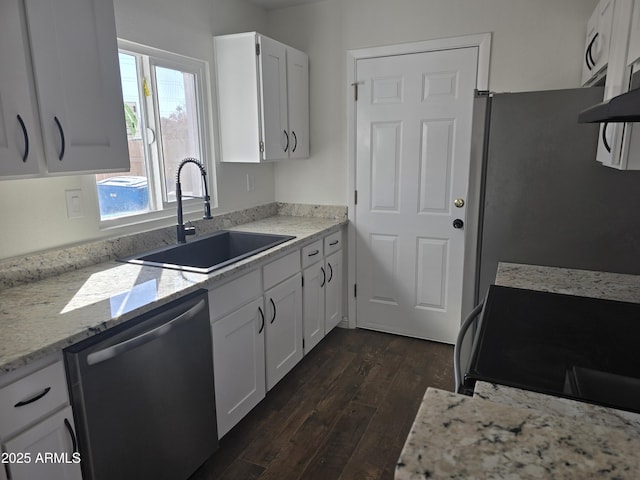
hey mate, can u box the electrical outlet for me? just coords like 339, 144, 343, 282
65, 189, 84, 219
246, 174, 255, 192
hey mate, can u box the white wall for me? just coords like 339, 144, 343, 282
268, 0, 599, 206
0, 0, 270, 260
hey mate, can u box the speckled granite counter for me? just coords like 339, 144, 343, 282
496, 262, 640, 303
397, 263, 640, 479
397, 388, 640, 479
0, 214, 346, 375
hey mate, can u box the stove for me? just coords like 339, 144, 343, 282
462, 285, 640, 413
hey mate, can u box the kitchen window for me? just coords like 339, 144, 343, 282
96, 40, 214, 223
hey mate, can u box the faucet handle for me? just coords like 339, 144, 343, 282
184, 221, 196, 237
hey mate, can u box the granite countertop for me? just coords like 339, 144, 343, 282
0, 215, 346, 375
397, 388, 640, 479
397, 262, 640, 479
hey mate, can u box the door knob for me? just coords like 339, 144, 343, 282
454, 198, 465, 208
453, 219, 464, 229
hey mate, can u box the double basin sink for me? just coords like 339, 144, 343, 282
120, 230, 295, 274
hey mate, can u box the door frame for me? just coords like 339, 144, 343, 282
346, 33, 492, 330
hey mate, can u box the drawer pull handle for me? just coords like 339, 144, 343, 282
14, 386, 51, 407
329, 240, 339, 246
64, 418, 78, 453
308, 250, 320, 257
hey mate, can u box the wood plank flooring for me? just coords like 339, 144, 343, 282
190, 327, 454, 480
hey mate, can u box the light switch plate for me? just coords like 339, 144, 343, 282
65, 189, 84, 219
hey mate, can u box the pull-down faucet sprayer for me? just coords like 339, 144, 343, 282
175, 157, 213, 243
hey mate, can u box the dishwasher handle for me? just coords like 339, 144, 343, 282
87, 298, 206, 366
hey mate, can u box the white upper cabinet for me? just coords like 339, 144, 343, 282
0, 0, 44, 178
593, 0, 640, 169
286, 47, 310, 159
214, 32, 309, 163
581, 0, 615, 86
24, 0, 129, 174
627, 0, 640, 66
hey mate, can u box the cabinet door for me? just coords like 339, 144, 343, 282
259, 36, 288, 161
581, 0, 617, 85
0, 0, 43, 177
3, 406, 81, 480
325, 250, 343, 333
303, 262, 325, 355
212, 297, 266, 438
627, 1, 640, 66
24, 0, 128, 174
265, 273, 303, 390
287, 48, 309, 159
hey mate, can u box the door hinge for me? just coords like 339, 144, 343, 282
354, 283, 357, 297
303, 338, 305, 349
256, 43, 261, 56
302, 276, 304, 288
354, 190, 358, 205
259, 140, 265, 153
351, 81, 364, 101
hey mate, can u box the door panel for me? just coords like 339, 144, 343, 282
355, 47, 477, 343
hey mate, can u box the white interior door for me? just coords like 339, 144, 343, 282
355, 47, 477, 344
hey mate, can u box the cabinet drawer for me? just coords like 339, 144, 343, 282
324, 231, 342, 255
0, 361, 69, 439
263, 251, 300, 290
209, 269, 262, 322
301, 240, 323, 269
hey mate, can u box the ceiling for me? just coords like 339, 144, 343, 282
247, 0, 325, 10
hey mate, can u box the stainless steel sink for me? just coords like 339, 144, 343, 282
120, 230, 295, 273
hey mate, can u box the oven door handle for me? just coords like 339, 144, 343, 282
453, 302, 484, 393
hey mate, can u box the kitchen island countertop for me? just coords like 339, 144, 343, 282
396, 262, 640, 479
0, 215, 345, 375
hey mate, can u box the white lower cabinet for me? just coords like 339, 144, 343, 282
0, 356, 80, 480
325, 249, 343, 333
264, 273, 303, 390
211, 296, 266, 438
4, 406, 81, 480
302, 260, 326, 354
301, 231, 344, 355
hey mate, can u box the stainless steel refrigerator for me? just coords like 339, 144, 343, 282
472, 87, 640, 303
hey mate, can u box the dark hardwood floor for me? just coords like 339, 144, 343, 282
191, 327, 454, 480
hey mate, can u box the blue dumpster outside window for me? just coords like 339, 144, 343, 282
97, 176, 149, 218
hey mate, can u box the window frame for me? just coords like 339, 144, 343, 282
96, 39, 216, 229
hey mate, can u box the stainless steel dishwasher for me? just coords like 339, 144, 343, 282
64, 289, 217, 480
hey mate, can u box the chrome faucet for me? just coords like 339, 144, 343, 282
175, 157, 213, 243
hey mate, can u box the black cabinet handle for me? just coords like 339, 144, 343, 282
329, 240, 339, 246
269, 298, 276, 324
283, 130, 289, 152
320, 266, 326, 287
327, 262, 333, 283
603, 122, 611, 153
14, 387, 51, 407
54, 116, 65, 161
307, 250, 320, 257
292, 131, 297, 153
64, 418, 78, 453
258, 306, 265, 334
586, 33, 599, 70
16, 115, 29, 162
